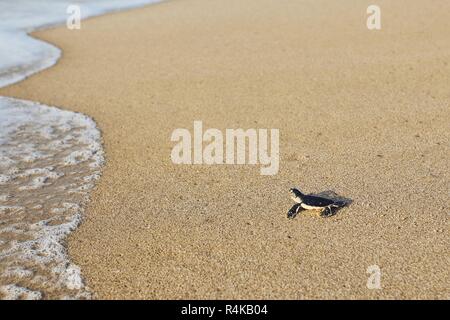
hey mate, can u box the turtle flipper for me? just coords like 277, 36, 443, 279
320, 206, 335, 217
287, 203, 304, 219
331, 200, 346, 208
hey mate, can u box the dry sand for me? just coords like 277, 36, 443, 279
1, 0, 449, 299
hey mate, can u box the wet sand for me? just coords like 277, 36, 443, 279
1, 0, 449, 299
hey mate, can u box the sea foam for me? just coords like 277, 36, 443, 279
0, 96, 104, 299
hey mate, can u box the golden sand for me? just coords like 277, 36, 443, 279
1, 0, 449, 299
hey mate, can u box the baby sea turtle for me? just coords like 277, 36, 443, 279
287, 188, 346, 219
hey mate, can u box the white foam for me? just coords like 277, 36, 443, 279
0, 175, 12, 185
0, 98, 104, 297
0, 284, 42, 300
0, 97, 105, 299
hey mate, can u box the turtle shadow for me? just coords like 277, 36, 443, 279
310, 190, 353, 217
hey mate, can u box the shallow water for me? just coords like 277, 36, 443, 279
0, 97, 104, 299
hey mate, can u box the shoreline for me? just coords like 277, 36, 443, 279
1, 0, 449, 299
0, 0, 162, 88
0, 0, 163, 300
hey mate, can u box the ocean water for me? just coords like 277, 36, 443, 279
0, 0, 160, 299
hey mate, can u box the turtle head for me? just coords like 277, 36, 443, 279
289, 188, 304, 203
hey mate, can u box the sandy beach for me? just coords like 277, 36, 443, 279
1, 0, 449, 299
